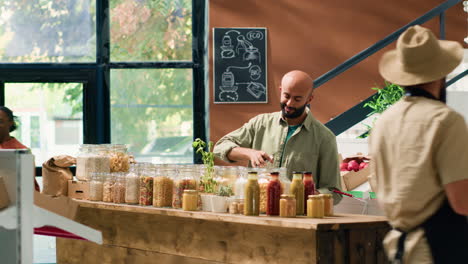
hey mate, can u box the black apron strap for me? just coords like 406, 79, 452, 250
421, 199, 468, 263
393, 231, 408, 264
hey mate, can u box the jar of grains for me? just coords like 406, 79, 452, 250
89, 172, 104, 201
76, 144, 110, 181
102, 172, 114, 203
153, 165, 174, 207
112, 172, 126, 204
125, 164, 139, 204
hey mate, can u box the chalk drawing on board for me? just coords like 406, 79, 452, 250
249, 65, 261, 80
236, 81, 266, 99
236, 35, 261, 63
246, 30, 264, 41
220, 30, 241, 59
218, 62, 252, 102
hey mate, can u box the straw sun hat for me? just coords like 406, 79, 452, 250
378, 25, 464, 86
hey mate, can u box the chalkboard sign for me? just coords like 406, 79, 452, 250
213, 28, 267, 103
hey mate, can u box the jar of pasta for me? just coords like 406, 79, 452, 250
139, 165, 154, 206
108, 144, 130, 173
172, 167, 197, 209
153, 166, 174, 207
102, 172, 114, 203
112, 172, 126, 204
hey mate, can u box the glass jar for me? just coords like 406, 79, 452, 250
89, 172, 104, 201
321, 194, 334, 216
223, 166, 238, 190
108, 144, 130, 173
172, 167, 197, 209
236, 199, 244, 214
102, 172, 114, 203
125, 164, 139, 204
139, 165, 154, 205
153, 166, 174, 207
266, 172, 282, 216
182, 190, 198, 211
307, 195, 324, 218
303, 171, 316, 214
277, 167, 290, 195
234, 166, 247, 199
244, 171, 260, 216
112, 172, 126, 204
279, 194, 296, 217
290, 171, 304, 215
229, 200, 239, 214
257, 168, 269, 214
76, 144, 110, 181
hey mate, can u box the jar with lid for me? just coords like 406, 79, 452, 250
279, 194, 296, 217
172, 167, 197, 209
321, 194, 333, 216
307, 195, 324, 218
112, 172, 126, 204
290, 171, 304, 215
125, 164, 139, 204
266, 171, 282, 216
108, 144, 130, 173
229, 200, 239, 214
244, 171, 260, 216
236, 198, 244, 214
234, 166, 247, 199
76, 144, 110, 181
89, 172, 104, 201
277, 167, 290, 195
153, 165, 174, 207
182, 190, 198, 211
256, 168, 269, 214
303, 171, 316, 213
139, 164, 154, 205
102, 172, 114, 203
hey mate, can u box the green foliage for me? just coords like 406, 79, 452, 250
359, 82, 404, 138
216, 185, 234, 197
192, 138, 217, 193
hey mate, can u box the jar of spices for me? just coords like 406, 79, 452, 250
266, 171, 282, 216
89, 172, 104, 201
112, 172, 126, 204
125, 164, 139, 204
139, 165, 154, 206
290, 171, 305, 215
172, 167, 197, 209
153, 166, 174, 207
102, 172, 114, 203
303, 171, 316, 214
108, 144, 130, 173
244, 171, 260, 216
321, 194, 334, 216
182, 190, 198, 211
279, 194, 296, 217
307, 195, 324, 218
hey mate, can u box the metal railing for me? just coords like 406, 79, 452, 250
320, 0, 465, 135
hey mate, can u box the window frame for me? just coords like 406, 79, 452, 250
0, 0, 208, 172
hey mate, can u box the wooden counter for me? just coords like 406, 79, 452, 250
57, 200, 390, 264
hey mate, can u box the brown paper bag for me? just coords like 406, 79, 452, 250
42, 155, 76, 196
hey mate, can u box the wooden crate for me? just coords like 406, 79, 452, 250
57, 201, 390, 264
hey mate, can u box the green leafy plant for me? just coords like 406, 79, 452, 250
216, 185, 234, 197
359, 82, 404, 138
192, 138, 217, 193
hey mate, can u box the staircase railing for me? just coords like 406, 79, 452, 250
319, 0, 466, 135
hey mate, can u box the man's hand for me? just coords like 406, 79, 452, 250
227, 147, 273, 167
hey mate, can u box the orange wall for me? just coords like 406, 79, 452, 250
209, 0, 466, 145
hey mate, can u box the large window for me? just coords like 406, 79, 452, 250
0, 0, 207, 166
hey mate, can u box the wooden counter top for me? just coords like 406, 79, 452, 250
75, 200, 387, 231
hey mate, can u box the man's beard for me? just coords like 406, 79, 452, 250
281, 102, 307, 119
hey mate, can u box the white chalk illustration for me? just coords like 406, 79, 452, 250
236, 81, 266, 99
246, 30, 264, 41
236, 35, 261, 63
219, 63, 252, 102
249, 65, 261, 80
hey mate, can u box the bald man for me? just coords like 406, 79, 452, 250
214, 70, 342, 204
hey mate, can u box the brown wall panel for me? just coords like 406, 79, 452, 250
209, 0, 466, 150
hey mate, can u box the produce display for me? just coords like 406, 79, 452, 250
340, 157, 369, 172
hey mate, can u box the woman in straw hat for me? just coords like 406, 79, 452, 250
369, 25, 468, 263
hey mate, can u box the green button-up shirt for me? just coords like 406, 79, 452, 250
213, 108, 342, 203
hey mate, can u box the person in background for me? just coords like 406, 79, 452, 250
369, 25, 468, 263
0, 106, 39, 191
213, 70, 342, 204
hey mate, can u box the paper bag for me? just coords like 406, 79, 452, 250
42, 155, 76, 196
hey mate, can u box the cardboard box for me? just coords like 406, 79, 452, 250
68, 180, 90, 200
339, 153, 371, 191
34, 191, 79, 220
0, 176, 10, 210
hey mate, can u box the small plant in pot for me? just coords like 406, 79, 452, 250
192, 138, 218, 211
211, 185, 234, 213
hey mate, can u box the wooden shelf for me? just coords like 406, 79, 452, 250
76, 200, 387, 231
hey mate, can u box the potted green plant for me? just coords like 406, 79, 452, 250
211, 185, 234, 213
359, 82, 404, 138
192, 138, 218, 211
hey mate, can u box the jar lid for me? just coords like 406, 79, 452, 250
308, 195, 321, 199
281, 194, 295, 199
303, 171, 312, 176
270, 172, 279, 176
321, 194, 332, 199
247, 171, 258, 174
184, 189, 198, 194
